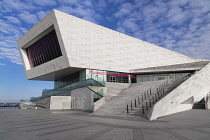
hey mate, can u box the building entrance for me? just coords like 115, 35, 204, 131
109, 76, 117, 82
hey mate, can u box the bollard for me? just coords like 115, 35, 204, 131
146, 102, 148, 110
149, 99, 151, 107
126, 105, 129, 113
131, 102, 133, 110
154, 94, 156, 101
135, 99, 137, 107
155, 94, 158, 101
142, 95, 144, 102
144, 93, 146, 99
142, 105, 144, 114
150, 88, 152, 95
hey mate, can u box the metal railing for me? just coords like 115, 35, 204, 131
124, 80, 168, 114
88, 86, 103, 97
30, 78, 105, 102
124, 73, 194, 115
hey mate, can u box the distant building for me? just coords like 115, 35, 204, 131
20, 99, 29, 102
17, 10, 210, 120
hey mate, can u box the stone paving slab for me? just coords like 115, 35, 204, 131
1, 109, 210, 140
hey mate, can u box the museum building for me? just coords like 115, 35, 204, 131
17, 10, 210, 120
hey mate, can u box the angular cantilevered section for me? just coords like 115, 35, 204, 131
17, 10, 71, 81
18, 9, 205, 81
54, 10, 204, 73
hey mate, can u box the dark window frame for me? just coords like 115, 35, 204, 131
26, 30, 62, 68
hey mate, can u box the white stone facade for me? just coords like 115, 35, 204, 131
50, 96, 71, 110
17, 9, 203, 81
148, 62, 210, 120
17, 10, 210, 117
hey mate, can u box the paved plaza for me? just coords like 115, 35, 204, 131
1, 109, 210, 140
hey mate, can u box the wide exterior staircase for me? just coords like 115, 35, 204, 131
124, 77, 187, 117
94, 80, 172, 116
94, 75, 190, 118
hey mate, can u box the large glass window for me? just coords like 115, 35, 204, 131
54, 71, 80, 88
26, 30, 62, 68
136, 72, 191, 83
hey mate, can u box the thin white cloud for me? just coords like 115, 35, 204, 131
19, 28, 28, 34
0, 18, 23, 65
36, 11, 49, 20
0, 0, 35, 13
56, 6, 74, 15
18, 11, 38, 25
117, 18, 139, 32
0, 47, 22, 65
114, 3, 133, 18
114, 0, 210, 60
34, 0, 57, 6
58, 0, 79, 5
56, 1, 103, 23
108, 0, 127, 5
5, 16, 21, 24
93, 0, 107, 12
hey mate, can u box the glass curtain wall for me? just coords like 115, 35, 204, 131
106, 71, 129, 83
86, 69, 106, 83
54, 70, 87, 88
54, 72, 80, 88
136, 72, 191, 83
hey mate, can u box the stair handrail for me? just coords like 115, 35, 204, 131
123, 80, 169, 114
124, 72, 196, 114
142, 77, 187, 114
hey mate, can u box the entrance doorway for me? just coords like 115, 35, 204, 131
109, 76, 117, 82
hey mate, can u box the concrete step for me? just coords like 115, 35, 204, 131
95, 80, 169, 116
193, 103, 205, 109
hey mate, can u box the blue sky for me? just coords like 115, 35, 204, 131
0, 0, 210, 103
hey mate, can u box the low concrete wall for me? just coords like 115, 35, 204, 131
50, 96, 71, 110
93, 97, 105, 112
148, 62, 210, 120
20, 102, 36, 109
71, 87, 94, 111
35, 97, 51, 109
158, 104, 193, 116
35, 83, 130, 111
